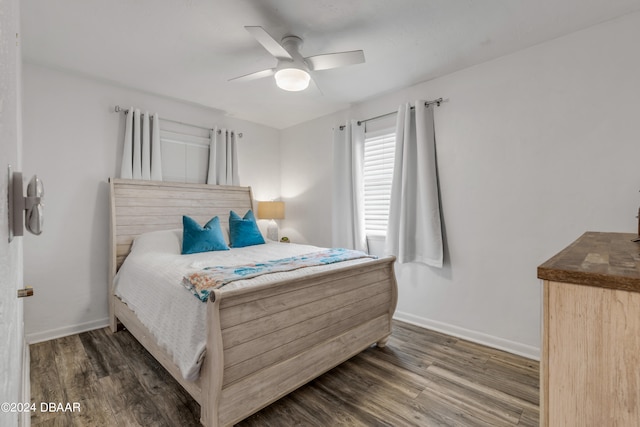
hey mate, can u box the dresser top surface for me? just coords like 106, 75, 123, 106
538, 231, 640, 292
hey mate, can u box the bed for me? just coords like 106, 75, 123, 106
108, 178, 398, 427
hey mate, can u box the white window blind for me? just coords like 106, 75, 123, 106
160, 129, 210, 184
363, 128, 396, 236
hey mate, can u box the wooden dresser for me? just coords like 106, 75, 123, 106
537, 232, 640, 427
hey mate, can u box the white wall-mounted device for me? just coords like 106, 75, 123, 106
8, 165, 45, 243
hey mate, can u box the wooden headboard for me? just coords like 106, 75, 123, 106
109, 178, 254, 279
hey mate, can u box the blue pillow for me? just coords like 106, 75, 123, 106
182, 215, 229, 255
229, 210, 265, 248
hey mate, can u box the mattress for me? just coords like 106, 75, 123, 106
113, 229, 372, 381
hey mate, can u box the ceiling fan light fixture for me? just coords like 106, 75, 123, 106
275, 68, 310, 91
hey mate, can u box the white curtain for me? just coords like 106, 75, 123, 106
141, 110, 150, 180
385, 101, 443, 267
332, 120, 368, 252
150, 113, 163, 180
120, 108, 134, 179
132, 109, 142, 179
207, 128, 239, 186
120, 107, 163, 181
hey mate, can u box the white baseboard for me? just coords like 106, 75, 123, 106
393, 311, 540, 361
24, 314, 540, 361
26, 317, 110, 344
21, 339, 30, 427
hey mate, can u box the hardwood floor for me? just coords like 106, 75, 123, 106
30, 321, 539, 426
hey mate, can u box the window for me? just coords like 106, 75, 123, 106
160, 128, 210, 183
363, 129, 396, 236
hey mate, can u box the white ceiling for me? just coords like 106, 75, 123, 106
21, 0, 640, 129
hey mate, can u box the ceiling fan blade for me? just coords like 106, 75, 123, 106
305, 50, 365, 71
308, 75, 324, 96
245, 26, 292, 60
228, 68, 275, 82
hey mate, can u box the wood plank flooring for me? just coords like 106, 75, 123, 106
30, 321, 539, 426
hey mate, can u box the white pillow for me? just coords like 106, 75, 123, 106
131, 229, 182, 255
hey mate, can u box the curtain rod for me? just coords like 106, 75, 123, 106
113, 105, 243, 138
339, 97, 443, 130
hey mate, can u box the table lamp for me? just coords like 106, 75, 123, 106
257, 201, 285, 241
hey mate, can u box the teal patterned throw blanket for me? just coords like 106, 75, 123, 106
183, 248, 374, 301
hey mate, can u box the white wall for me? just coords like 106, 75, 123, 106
281, 11, 640, 359
0, 0, 26, 425
21, 63, 281, 342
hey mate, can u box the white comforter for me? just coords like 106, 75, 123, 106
114, 229, 371, 381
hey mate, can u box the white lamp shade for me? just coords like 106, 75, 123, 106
275, 68, 310, 91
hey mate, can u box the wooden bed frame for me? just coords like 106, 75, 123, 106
108, 178, 398, 426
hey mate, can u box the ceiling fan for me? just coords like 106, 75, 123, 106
230, 26, 365, 92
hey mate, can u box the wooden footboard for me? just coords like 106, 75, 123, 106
201, 258, 397, 427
